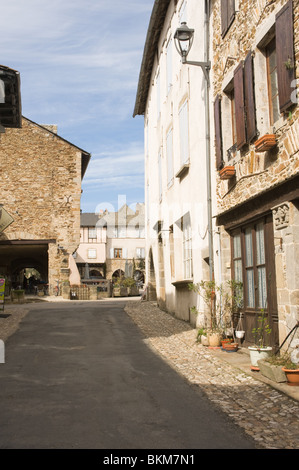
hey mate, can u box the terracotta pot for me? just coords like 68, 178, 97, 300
282, 367, 299, 386
223, 342, 239, 352
219, 166, 236, 180
221, 338, 233, 347
254, 134, 277, 152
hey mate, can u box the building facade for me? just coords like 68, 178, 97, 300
212, 0, 299, 349
0, 117, 90, 296
134, 0, 216, 324
74, 204, 145, 285
134, 0, 299, 349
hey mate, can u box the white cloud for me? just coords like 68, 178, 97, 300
1, 0, 152, 209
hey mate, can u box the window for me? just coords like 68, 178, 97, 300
87, 249, 97, 259
88, 227, 97, 241
221, 0, 235, 38
231, 217, 274, 311
136, 248, 145, 259
275, 0, 295, 114
182, 215, 192, 280
166, 127, 174, 187
230, 215, 279, 347
266, 38, 280, 125
179, 100, 189, 166
214, 51, 257, 169
114, 248, 122, 259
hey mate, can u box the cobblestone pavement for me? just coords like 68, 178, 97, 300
1, 298, 298, 449
124, 300, 299, 450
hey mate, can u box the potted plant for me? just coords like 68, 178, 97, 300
280, 353, 299, 387
248, 309, 272, 370
189, 279, 243, 348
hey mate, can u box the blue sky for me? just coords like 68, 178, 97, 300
1, 0, 153, 213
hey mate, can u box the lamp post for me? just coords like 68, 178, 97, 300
174, 2, 214, 283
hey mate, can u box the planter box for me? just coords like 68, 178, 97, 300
257, 360, 287, 383
254, 134, 277, 152
219, 166, 236, 180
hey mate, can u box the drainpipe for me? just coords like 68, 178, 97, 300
204, 0, 214, 283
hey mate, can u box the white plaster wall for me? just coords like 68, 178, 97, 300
144, 0, 217, 322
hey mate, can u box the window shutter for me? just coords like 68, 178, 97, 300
110, 248, 114, 259
214, 95, 223, 170
221, 0, 228, 37
276, 0, 295, 113
234, 62, 247, 150
221, 0, 235, 38
244, 52, 257, 143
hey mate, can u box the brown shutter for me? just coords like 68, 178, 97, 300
234, 62, 247, 150
221, 0, 228, 37
214, 95, 223, 170
244, 52, 257, 143
221, 0, 235, 38
228, 0, 235, 28
276, 0, 295, 113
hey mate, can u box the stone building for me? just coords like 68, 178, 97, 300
212, 0, 299, 349
0, 117, 90, 296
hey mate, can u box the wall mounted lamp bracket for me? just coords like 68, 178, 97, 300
181, 58, 211, 85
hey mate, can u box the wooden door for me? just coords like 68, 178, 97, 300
231, 214, 279, 349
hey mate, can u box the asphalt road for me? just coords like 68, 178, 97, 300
0, 300, 257, 450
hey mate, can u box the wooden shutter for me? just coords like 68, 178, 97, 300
244, 52, 257, 143
276, 0, 295, 113
234, 62, 247, 150
214, 95, 223, 170
221, 0, 235, 38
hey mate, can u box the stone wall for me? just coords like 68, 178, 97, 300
212, 0, 299, 347
0, 117, 86, 294
212, 0, 299, 213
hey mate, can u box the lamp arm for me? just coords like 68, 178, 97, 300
183, 59, 211, 85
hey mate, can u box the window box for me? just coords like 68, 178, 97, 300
254, 134, 277, 152
219, 165, 236, 180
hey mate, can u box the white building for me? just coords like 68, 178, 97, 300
134, 0, 217, 325
74, 204, 145, 285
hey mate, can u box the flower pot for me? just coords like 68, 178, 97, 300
236, 330, 245, 339
208, 332, 222, 347
201, 335, 209, 346
223, 342, 239, 352
254, 134, 277, 152
219, 166, 236, 180
282, 367, 299, 386
248, 346, 273, 369
221, 338, 233, 348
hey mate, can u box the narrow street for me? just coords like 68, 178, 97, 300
0, 299, 257, 450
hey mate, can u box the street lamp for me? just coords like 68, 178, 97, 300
173, 8, 214, 284
174, 22, 210, 85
